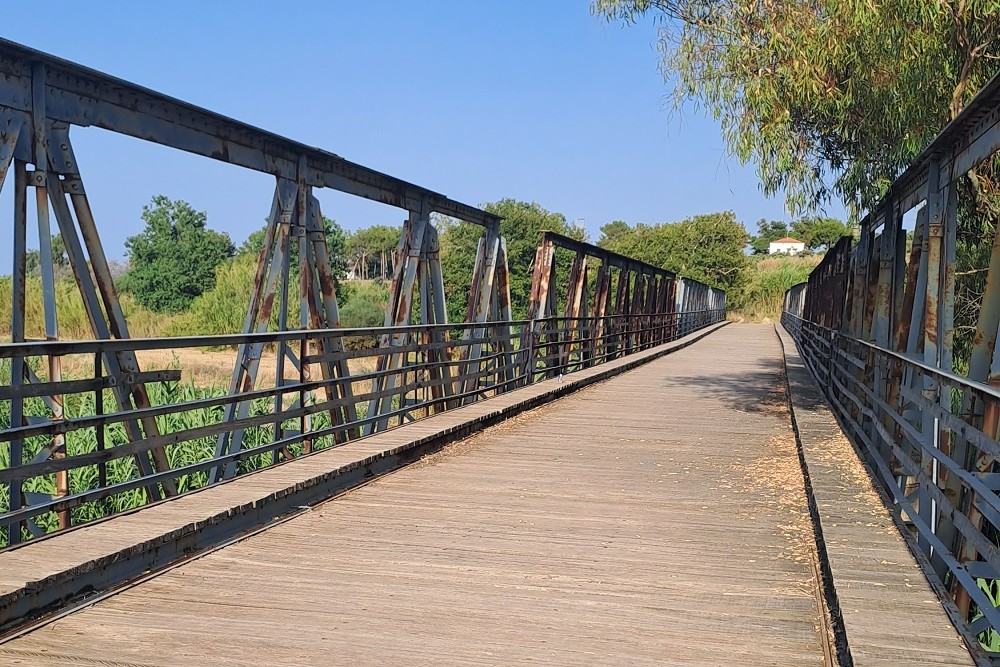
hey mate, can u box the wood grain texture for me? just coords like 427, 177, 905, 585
0, 324, 828, 666
777, 325, 978, 666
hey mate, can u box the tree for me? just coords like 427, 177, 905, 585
598, 212, 750, 294
592, 1, 1000, 214
790, 217, 853, 251
120, 196, 234, 313
597, 220, 630, 248
438, 199, 587, 322
749, 220, 790, 255
345, 225, 401, 280
237, 216, 348, 301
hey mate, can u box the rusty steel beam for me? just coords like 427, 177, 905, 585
0, 39, 499, 228
536, 231, 676, 281
526, 231, 725, 374
782, 66, 1000, 648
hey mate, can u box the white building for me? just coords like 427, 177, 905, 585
768, 236, 806, 255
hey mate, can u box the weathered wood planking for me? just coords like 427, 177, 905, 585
777, 325, 979, 666
0, 322, 727, 627
0, 324, 828, 666
0, 324, 976, 666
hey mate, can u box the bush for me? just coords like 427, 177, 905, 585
732, 254, 821, 321
120, 196, 234, 313
167, 254, 259, 337
0, 275, 173, 340
339, 297, 384, 329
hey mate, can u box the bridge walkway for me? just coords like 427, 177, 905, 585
0, 324, 977, 666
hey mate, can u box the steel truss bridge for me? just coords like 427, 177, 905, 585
0, 38, 996, 666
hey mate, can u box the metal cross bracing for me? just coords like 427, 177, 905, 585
0, 38, 500, 544
526, 231, 725, 378
0, 40, 726, 547
782, 68, 1000, 655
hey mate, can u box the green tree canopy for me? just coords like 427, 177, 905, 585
121, 196, 234, 313
592, 1, 1000, 214
345, 224, 401, 280
597, 212, 750, 293
749, 220, 790, 255
790, 217, 853, 251
439, 199, 586, 322
597, 220, 630, 247
237, 216, 348, 301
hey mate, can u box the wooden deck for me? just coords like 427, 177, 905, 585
777, 326, 980, 666
0, 324, 977, 666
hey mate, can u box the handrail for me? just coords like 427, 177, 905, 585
0, 308, 726, 545
781, 311, 1000, 403
781, 309, 1000, 647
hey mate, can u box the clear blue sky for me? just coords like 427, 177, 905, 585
1, 1, 846, 269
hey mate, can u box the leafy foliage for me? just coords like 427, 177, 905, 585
791, 217, 853, 251
166, 254, 260, 336
598, 211, 750, 294
438, 199, 587, 321
339, 280, 391, 329
120, 196, 234, 313
592, 0, 1000, 214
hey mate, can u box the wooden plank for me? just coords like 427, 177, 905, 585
777, 325, 979, 666
1, 324, 824, 666
0, 324, 974, 666
0, 324, 728, 616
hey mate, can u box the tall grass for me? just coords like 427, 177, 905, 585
0, 260, 388, 342
0, 356, 352, 545
732, 254, 821, 321
165, 254, 261, 336
0, 275, 177, 340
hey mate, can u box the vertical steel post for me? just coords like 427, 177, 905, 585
8, 158, 27, 544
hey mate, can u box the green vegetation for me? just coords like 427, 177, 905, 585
736, 255, 822, 321
120, 196, 235, 313
596, 214, 826, 320
166, 254, 261, 337
0, 274, 181, 341
339, 280, 390, 329
750, 218, 853, 255
438, 199, 586, 321
598, 212, 750, 295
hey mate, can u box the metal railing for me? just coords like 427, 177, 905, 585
0, 308, 725, 546
783, 309, 1000, 644
775, 49, 1000, 656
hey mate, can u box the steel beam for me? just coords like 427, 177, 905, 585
0, 39, 499, 228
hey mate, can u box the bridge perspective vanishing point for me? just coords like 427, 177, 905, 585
0, 38, 997, 667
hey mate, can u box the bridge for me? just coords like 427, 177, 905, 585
1, 39, 1000, 666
